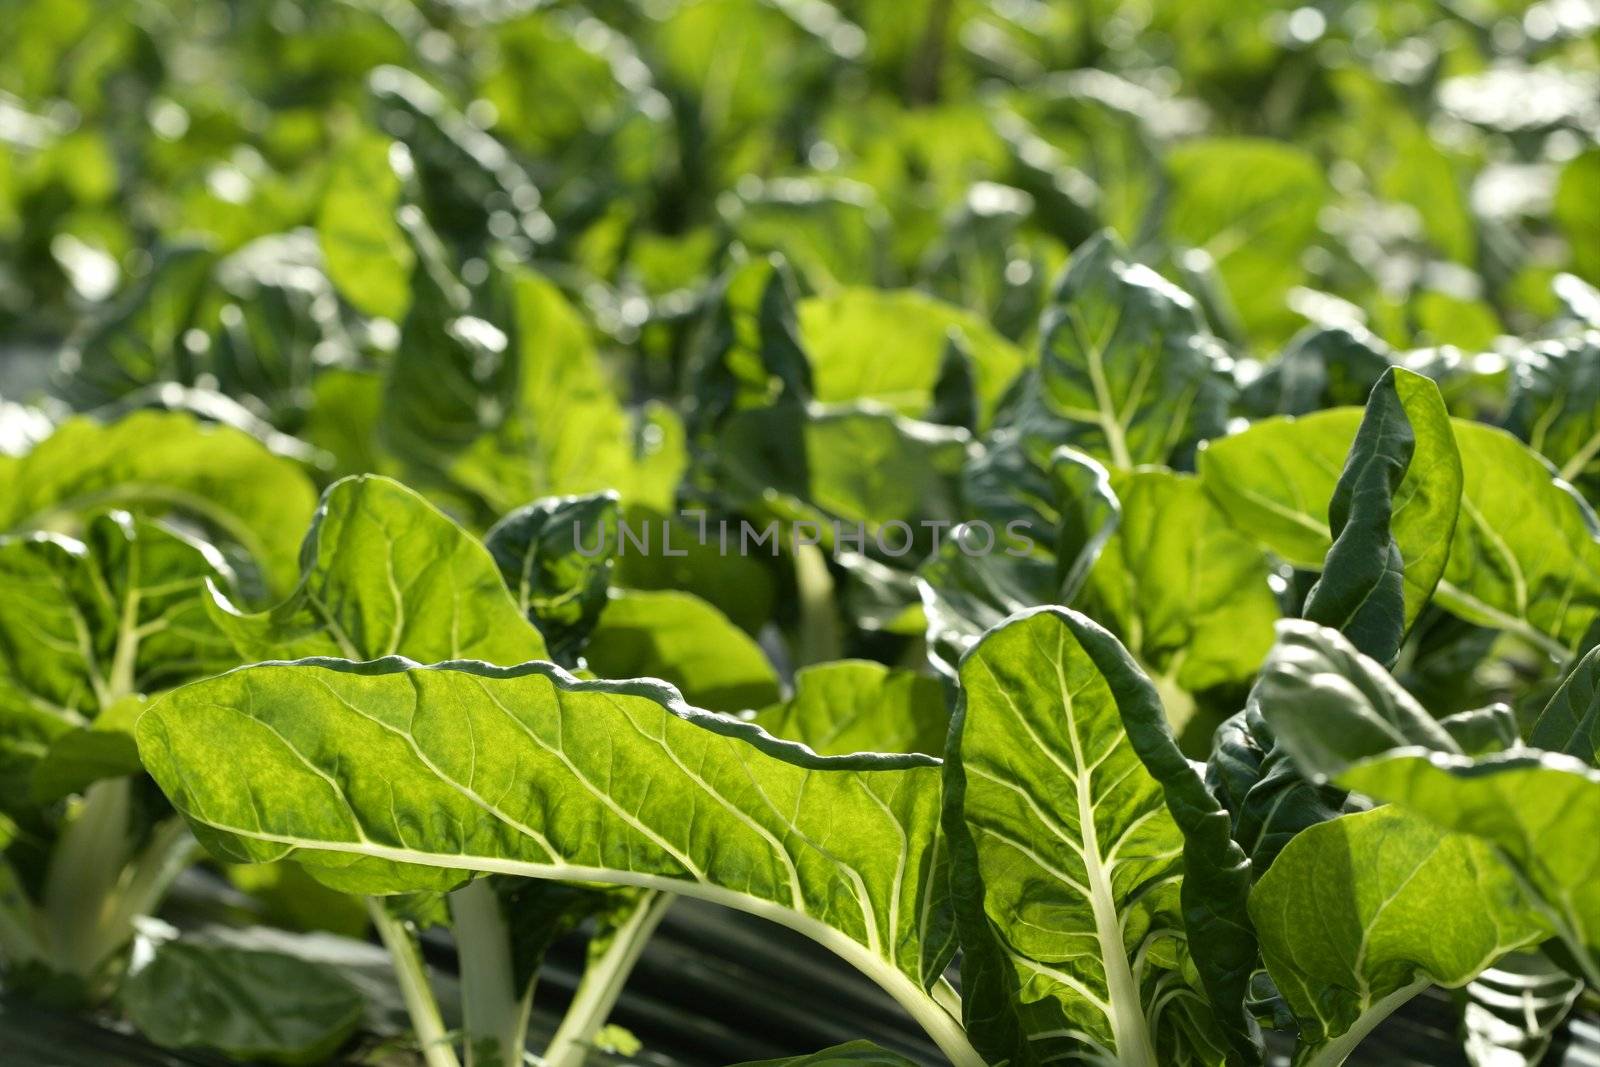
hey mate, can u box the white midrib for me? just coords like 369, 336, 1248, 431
173, 817, 987, 1067
1057, 645, 1159, 1067
1073, 750, 1158, 1067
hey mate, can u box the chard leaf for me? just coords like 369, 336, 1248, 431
715, 402, 971, 551
122, 928, 365, 1065
1301, 369, 1461, 665
1201, 414, 1600, 656
1335, 750, 1600, 987
920, 447, 1119, 676
485, 492, 619, 666
798, 288, 1029, 429
1080, 467, 1279, 723
1238, 324, 1395, 418
208, 475, 548, 665
756, 661, 948, 757
1528, 646, 1600, 764
0, 513, 237, 809
1025, 230, 1231, 471
585, 589, 778, 713
1249, 620, 1461, 783
1249, 806, 1548, 1066
944, 607, 1231, 1067
316, 129, 411, 322
1162, 139, 1327, 345
684, 253, 813, 438
136, 658, 971, 1059
0, 412, 318, 595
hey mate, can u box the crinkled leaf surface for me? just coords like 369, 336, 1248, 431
0, 513, 236, 810
1335, 750, 1600, 986
1506, 332, 1600, 496
207, 474, 548, 665
136, 658, 959, 1038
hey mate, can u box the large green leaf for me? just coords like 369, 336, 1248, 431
1163, 139, 1327, 345
944, 607, 1229, 1066
585, 589, 778, 713
1336, 750, 1600, 987
1024, 230, 1230, 471
1201, 414, 1600, 655
1080, 468, 1279, 724
798, 288, 1029, 429
1300, 369, 1461, 665
121, 928, 365, 1065
0, 513, 237, 809
756, 661, 948, 757
316, 129, 411, 322
382, 246, 640, 521
207, 475, 548, 665
136, 658, 974, 1062
1250, 806, 1548, 1067
0, 412, 317, 595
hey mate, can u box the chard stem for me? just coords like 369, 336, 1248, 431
448, 879, 530, 1067
542, 891, 673, 1067
368, 897, 463, 1067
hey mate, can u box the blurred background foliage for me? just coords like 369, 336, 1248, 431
1, 0, 1595, 405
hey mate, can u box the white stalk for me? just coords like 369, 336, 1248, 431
368, 898, 463, 1067
541, 891, 673, 1067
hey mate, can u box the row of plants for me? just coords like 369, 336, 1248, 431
3, 0, 1598, 1065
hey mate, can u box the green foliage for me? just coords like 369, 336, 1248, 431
3, 0, 1599, 1064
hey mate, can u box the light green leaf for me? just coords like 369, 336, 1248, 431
1163, 139, 1327, 345
756, 661, 947, 757
0, 412, 318, 596
1336, 750, 1600, 987
0, 513, 236, 809
586, 589, 778, 713
136, 658, 974, 1062
1082, 467, 1279, 719
122, 928, 365, 1065
1301, 368, 1461, 664
1555, 150, 1600, 285
1200, 414, 1600, 656
944, 607, 1227, 1067
317, 129, 411, 321
798, 288, 1029, 429
207, 475, 548, 665
1249, 806, 1548, 1067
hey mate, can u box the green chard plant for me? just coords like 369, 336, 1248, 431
3, 0, 1600, 1064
